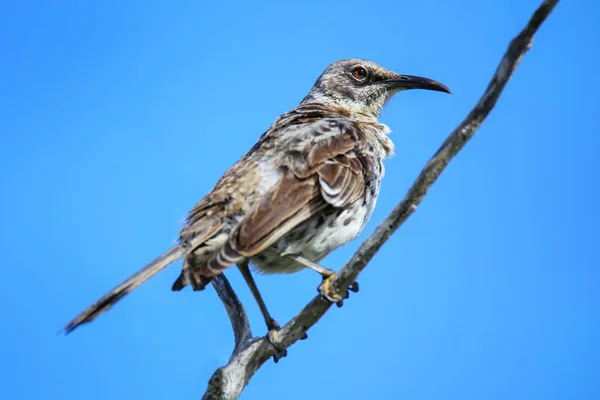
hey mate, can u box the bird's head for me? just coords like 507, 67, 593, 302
301, 59, 450, 118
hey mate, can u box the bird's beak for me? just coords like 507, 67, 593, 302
384, 75, 451, 94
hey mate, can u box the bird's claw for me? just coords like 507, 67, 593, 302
266, 320, 288, 363
318, 274, 359, 307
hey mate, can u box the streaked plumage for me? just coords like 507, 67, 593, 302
64, 59, 449, 333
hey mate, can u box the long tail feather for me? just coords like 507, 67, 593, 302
63, 245, 184, 334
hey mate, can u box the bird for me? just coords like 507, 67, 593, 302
63, 59, 450, 339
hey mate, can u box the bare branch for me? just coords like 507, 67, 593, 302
211, 275, 253, 354
203, 1, 559, 398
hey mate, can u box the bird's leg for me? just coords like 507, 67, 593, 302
236, 261, 291, 363
237, 261, 279, 331
283, 254, 359, 307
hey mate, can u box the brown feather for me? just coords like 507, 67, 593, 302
202, 121, 369, 276
232, 173, 323, 256
175, 104, 392, 286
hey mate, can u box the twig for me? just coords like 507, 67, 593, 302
211, 275, 253, 355
203, 1, 559, 398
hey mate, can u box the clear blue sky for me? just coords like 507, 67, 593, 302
0, 1, 598, 399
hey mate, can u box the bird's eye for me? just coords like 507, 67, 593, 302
351, 66, 368, 81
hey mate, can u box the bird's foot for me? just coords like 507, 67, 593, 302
266, 319, 288, 363
318, 274, 359, 307
264, 318, 308, 363
282, 253, 359, 306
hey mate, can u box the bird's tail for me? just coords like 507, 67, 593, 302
63, 245, 185, 334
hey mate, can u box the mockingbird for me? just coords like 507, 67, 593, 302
64, 59, 450, 343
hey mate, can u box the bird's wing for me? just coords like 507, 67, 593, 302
209, 118, 367, 269
180, 192, 230, 241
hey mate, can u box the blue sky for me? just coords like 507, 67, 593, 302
1, 0, 598, 399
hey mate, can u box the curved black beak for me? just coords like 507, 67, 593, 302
384, 75, 451, 94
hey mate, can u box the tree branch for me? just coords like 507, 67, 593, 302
203, 1, 559, 398
211, 275, 253, 355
